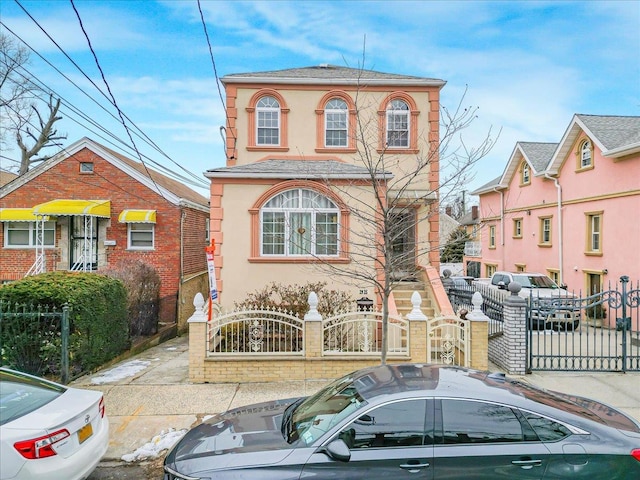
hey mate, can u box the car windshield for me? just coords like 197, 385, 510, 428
0, 369, 65, 425
285, 374, 367, 445
513, 275, 558, 289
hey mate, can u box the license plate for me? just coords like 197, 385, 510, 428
78, 423, 93, 444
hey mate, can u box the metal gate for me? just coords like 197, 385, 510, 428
527, 276, 639, 372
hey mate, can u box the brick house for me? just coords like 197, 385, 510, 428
0, 137, 210, 329
469, 114, 640, 310
206, 65, 446, 312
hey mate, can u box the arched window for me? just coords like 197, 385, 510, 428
521, 162, 530, 185
325, 98, 348, 147
580, 140, 592, 168
256, 96, 280, 145
386, 99, 410, 148
261, 188, 339, 256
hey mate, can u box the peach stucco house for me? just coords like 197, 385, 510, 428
469, 114, 640, 299
205, 65, 447, 312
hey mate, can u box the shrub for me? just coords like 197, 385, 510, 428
0, 272, 129, 376
234, 281, 354, 317
102, 261, 161, 336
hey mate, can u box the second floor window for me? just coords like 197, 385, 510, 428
386, 99, 409, 148
513, 218, 522, 238
539, 217, 552, 246
325, 98, 348, 147
586, 212, 602, 253
257, 96, 280, 145
488, 225, 496, 248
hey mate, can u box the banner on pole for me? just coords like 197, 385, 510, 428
205, 244, 218, 302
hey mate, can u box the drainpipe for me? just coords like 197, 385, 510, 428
544, 174, 563, 285
491, 187, 505, 267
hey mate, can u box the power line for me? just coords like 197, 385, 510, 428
197, 0, 236, 161
5, 2, 210, 187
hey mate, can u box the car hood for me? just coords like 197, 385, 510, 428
165, 397, 302, 473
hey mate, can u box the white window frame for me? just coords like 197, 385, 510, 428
488, 225, 496, 248
4, 221, 55, 248
256, 96, 280, 146
260, 189, 339, 257
386, 99, 409, 148
521, 163, 530, 184
325, 98, 348, 147
588, 213, 601, 252
127, 223, 155, 250
580, 141, 592, 168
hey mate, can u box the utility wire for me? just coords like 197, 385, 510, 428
197, 0, 236, 161
7, 2, 210, 187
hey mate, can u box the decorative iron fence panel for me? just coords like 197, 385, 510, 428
322, 311, 408, 355
527, 277, 639, 372
446, 283, 504, 337
427, 315, 470, 367
208, 307, 304, 355
0, 301, 70, 383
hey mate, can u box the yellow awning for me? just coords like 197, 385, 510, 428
32, 199, 111, 217
118, 209, 156, 223
0, 208, 49, 222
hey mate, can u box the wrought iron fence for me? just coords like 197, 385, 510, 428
0, 301, 71, 383
208, 306, 304, 355
322, 311, 409, 355
446, 282, 504, 337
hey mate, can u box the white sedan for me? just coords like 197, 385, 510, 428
0, 367, 109, 480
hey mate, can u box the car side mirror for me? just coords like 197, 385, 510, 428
322, 439, 351, 462
560, 284, 567, 290
498, 281, 507, 290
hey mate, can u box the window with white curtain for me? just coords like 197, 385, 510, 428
4, 221, 55, 248
261, 189, 339, 256
325, 98, 348, 147
386, 99, 409, 147
256, 96, 280, 145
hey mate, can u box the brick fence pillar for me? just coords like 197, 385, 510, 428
187, 293, 208, 383
502, 283, 527, 375
406, 291, 428, 363
304, 291, 323, 358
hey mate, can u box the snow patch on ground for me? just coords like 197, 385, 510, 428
121, 428, 187, 462
90, 359, 151, 384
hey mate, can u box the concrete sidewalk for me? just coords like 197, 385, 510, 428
71, 334, 640, 463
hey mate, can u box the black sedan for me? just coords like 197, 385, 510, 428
163, 364, 640, 479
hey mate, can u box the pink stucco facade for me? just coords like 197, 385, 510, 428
471, 115, 640, 297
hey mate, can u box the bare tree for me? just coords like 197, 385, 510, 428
306, 81, 496, 364
0, 33, 65, 173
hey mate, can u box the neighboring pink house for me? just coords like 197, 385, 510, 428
469, 114, 640, 298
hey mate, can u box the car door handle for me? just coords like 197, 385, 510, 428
399, 461, 430, 473
512, 459, 542, 469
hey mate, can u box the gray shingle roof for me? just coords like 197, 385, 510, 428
205, 159, 390, 180
221, 65, 445, 86
519, 142, 558, 172
576, 114, 640, 151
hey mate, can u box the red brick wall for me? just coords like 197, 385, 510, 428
0, 147, 208, 323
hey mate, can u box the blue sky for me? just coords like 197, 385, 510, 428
1, 0, 638, 198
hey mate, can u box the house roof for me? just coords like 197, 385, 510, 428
0, 138, 209, 211
547, 114, 640, 174
472, 114, 640, 195
205, 159, 391, 180
0, 169, 18, 187
221, 64, 446, 87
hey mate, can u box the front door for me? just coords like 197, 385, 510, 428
389, 209, 417, 281
70, 216, 98, 271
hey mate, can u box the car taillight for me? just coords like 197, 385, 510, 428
99, 396, 105, 418
632, 448, 640, 462
14, 429, 70, 459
